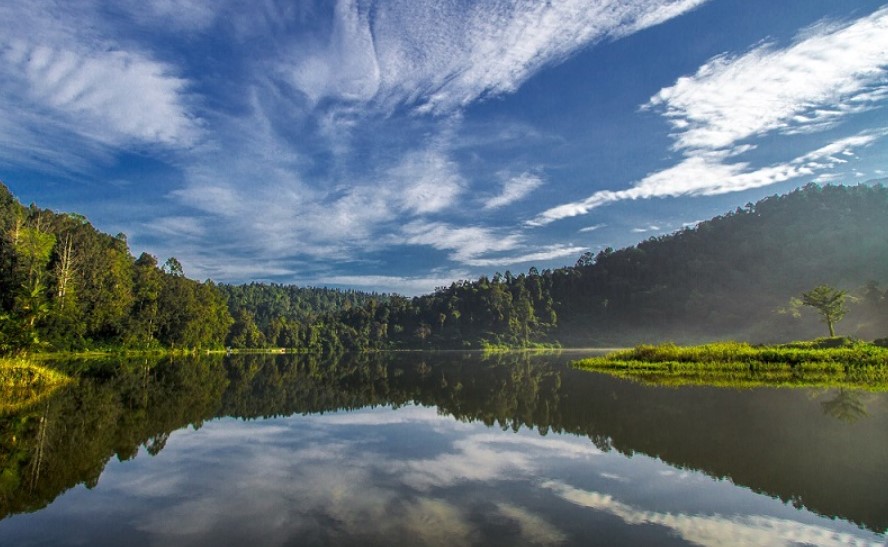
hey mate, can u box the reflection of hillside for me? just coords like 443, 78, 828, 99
1, 353, 886, 534
0, 356, 229, 519
223, 353, 888, 535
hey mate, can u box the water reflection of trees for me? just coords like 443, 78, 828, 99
820, 389, 868, 423
0, 356, 228, 518
1, 352, 886, 534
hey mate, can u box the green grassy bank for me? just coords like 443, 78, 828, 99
573, 339, 888, 390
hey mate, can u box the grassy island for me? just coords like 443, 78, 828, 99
573, 339, 888, 390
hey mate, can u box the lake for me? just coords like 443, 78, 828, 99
1, 351, 886, 546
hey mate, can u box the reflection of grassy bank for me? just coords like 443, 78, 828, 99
0, 359, 72, 414
480, 341, 562, 354
573, 340, 888, 390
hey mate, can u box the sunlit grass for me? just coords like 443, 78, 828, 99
573, 339, 888, 390
0, 358, 72, 414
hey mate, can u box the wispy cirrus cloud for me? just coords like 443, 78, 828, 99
387, 148, 466, 214
631, 225, 662, 234
402, 221, 523, 264
167, 116, 465, 264
464, 245, 587, 268
399, 220, 584, 269
646, 6, 888, 153
532, 132, 884, 225
532, 6, 888, 226
483, 172, 543, 210
544, 481, 882, 547
321, 273, 470, 295
116, 0, 222, 32
0, 1, 200, 172
288, 0, 708, 114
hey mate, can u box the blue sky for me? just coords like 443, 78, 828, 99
2, 1, 887, 294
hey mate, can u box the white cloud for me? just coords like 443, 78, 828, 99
395, 222, 582, 269
531, 132, 884, 225
144, 216, 207, 239
531, 6, 888, 226
0, 2, 200, 169
645, 6, 888, 152
288, 0, 707, 114
388, 148, 466, 214
397, 432, 601, 491
483, 172, 543, 209
290, 0, 381, 105
3, 42, 199, 149
544, 481, 882, 547
163, 110, 476, 281
463, 245, 587, 268
118, 0, 221, 31
578, 224, 606, 233
494, 503, 567, 546
402, 221, 523, 264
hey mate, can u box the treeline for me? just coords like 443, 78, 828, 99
0, 183, 231, 352
221, 272, 559, 351
218, 283, 389, 350
2, 181, 887, 352
228, 183, 888, 349
0, 182, 390, 354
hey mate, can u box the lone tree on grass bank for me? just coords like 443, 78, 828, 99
799, 284, 848, 337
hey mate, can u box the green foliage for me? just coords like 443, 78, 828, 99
240, 182, 885, 350
798, 284, 848, 337
550, 183, 888, 345
2, 181, 887, 352
574, 340, 888, 390
0, 183, 233, 354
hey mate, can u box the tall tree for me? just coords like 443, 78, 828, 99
799, 284, 848, 337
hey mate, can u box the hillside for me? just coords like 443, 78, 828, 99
0, 181, 886, 352
551, 183, 888, 344
286, 183, 888, 349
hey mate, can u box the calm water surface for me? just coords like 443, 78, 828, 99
0, 351, 886, 546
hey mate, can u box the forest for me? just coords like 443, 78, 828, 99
0, 181, 886, 354
218, 183, 888, 349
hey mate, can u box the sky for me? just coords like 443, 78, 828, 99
1, 0, 887, 295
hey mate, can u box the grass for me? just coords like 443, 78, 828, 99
0, 358, 73, 414
479, 339, 563, 353
573, 339, 888, 390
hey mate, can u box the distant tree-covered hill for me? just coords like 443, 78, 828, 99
550, 182, 888, 344
279, 183, 888, 349
217, 283, 388, 348
1, 181, 886, 353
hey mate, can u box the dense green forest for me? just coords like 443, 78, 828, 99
1, 181, 887, 353
0, 183, 380, 353
0, 183, 231, 352
223, 183, 888, 349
